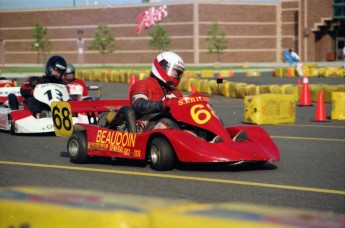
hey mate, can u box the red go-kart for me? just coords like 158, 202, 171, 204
52, 94, 280, 171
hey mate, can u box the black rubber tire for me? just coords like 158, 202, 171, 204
67, 131, 89, 164
149, 136, 175, 171
10, 119, 15, 135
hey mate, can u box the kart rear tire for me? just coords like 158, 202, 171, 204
10, 119, 15, 135
68, 131, 89, 164
149, 136, 175, 171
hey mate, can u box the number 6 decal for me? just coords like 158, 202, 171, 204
50, 101, 73, 137
190, 104, 211, 124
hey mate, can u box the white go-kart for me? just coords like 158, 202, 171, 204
0, 83, 97, 135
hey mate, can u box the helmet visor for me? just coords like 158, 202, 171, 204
165, 63, 184, 82
51, 64, 66, 77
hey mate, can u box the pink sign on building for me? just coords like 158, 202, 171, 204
135, 5, 168, 34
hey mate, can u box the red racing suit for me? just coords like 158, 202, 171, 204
66, 78, 88, 96
129, 76, 183, 119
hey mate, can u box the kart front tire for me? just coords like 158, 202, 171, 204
149, 136, 175, 171
68, 131, 89, 164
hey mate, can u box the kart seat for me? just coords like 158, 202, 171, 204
109, 106, 137, 133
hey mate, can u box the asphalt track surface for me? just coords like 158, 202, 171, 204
0, 72, 344, 214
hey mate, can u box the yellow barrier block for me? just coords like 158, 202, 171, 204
93, 69, 102, 81
151, 203, 274, 228
118, 72, 125, 83
219, 69, 234, 77
188, 78, 199, 93
150, 202, 344, 228
245, 84, 257, 96
246, 70, 261, 77
138, 72, 148, 80
200, 70, 214, 78
244, 94, 296, 124
75, 70, 84, 80
300, 65, 310, 77
309, 84, 328, 103
185, 78, 194, 92
283, 67, 296, 77
109, 70, 117, 82
228, 82, 245, 98
101, 69, 111, 82
2, 187, 343, 228
199, 79, 212, 94
0, 187, 191, 228
273, 68, 284, 77
269, 84, 282, 94
177, 78, 188, 91
336, 84, 345, 92
308, 67, 319, 77
281, 84, 299, 102
184, 70, 198, 78
256, 85, 271, 94
323, 85, 339, 103
209, 81, 218, 95
319, 67, 339, 77
219, 81, 231, 97
303, 63, 318, 68
331, 92, 345, 120
235, 83, 248, 99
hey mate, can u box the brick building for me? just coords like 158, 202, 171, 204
0, 0, 343, 65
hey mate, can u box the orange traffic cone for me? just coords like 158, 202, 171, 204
229, 68, 234, 77
298, 75, 313, 106
128, 75, 137, 99
287, 67, 293, 78
191, 84, 196, 94
312, 91, 330, 122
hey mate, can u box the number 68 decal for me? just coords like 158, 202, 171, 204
190, 104, 217, 124
50, 101, 73, 137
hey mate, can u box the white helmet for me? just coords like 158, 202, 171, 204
151, 52, 184, 88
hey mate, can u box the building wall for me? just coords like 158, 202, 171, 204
0, 1, 335, 65
281, 0, 299, 61
198, 3, 277, 63
304, 0, 334, 62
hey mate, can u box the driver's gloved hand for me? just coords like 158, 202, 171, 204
162, 98, 177, 110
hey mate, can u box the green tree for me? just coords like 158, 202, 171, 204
148, 24, 170, 52
206, 22, 227, 62
89, 25, 116, 65
31, 23, 51, 64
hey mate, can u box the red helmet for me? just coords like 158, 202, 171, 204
151, 52, 184, 88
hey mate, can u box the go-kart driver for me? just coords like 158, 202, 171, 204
129, 51, 184, 130
63, 63, 89, 98
1, 77, 20, 110
109, 51, 247, 141
0, 77, 16, 87
20, 55, 67, 118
